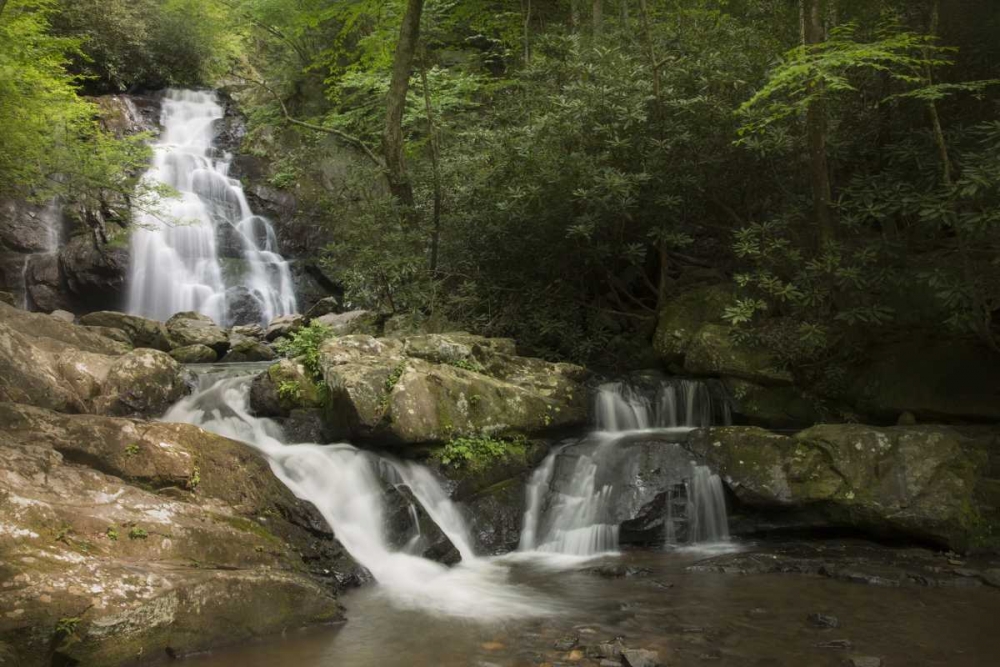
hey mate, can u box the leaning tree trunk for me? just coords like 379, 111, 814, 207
382, 0, 425, 217
802, 0, 834, 246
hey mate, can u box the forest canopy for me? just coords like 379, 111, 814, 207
2, 0, 998, 371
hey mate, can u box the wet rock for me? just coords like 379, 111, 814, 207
747, 608, 769, 618
93, 348, 189, 417
23, 253, 68, 312
815, 640, 853, 650
622, 648, 661, 667
596, 639, 625, 660
225, 285, 265, 326
167, 311, 230, 353
0, 198, 59, 252
49, 309, 74, 323
553, 637, 579, 651
0, 403, 349, 667
982, 569, 1000, 588
808, 613, 840, 629
0, 290, 14, 305
846, 658, 882, 667
221, 335, 276, 363
265, 313, 306, 341
170, 343, 219, 364
686, 425, 990, 551
79, 310, 171, 351
588, 564, 653, 578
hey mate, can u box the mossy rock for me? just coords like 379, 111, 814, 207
170, 343, 218, 364
653, 285, 732, 365
724, 378, 822, 428
79, 310, 171, 351
686, 424, 992, 551
684, 324, 792, 385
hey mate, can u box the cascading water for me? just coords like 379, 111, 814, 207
127, 89, 297, 326
162, 365, 549, 619
520, 376, 733, 556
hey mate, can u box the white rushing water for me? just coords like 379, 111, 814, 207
128, 89, 297, 326
163, 367, 549, 619
520, 377, 732, 556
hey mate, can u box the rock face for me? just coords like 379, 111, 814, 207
58, 233, 130, 312
686, 424, 992, 551
225, 285, 265, 327
317, 333, 589, 444
0, 301, 187, 417
0, 403, 347, 667
80, 310, 172, 351
166, 311, 230, 354
653, 285, 732, 366
684, 324, 791, 385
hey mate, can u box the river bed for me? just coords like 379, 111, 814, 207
182, 540, 1000, 667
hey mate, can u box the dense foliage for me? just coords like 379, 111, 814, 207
6, 0, 1000, 372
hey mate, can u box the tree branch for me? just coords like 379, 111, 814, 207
235, 73, 383, 168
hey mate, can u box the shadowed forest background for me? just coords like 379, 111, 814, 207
2, 0, 1000, 409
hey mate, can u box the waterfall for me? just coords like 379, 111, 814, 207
687, 465, 730, 543
520, 375, 732, 556
594, 377, 730, 431
127, 89, 297, 326
162, 366, 547, 619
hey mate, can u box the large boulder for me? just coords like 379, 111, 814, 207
652, 285, 732, 365
0, 300, 127, 356
684, 324, 791, 385
686, 424, 993, 551
93, 348, 190, 417
222, 335, 276, 363
318, 333, 588, 444
304, 296, 342, 320
265, 313, 305, 342
170, 343, 219, 364
79, 310, 171, 351
166, 311, 230, 354
0, 403, 347, 667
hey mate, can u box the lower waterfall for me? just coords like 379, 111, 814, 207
519, 376, 733, 556
162, 365, 549, 619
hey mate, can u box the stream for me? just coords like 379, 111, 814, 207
158, 365, 1000, 666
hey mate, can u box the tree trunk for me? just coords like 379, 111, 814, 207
638, 0, 660, 102
802, 0, 834, 245
382, 0, 424, 217
522, 0, 532, 64
420, 65, 443, 274
592, 0, 603, 39
570, 0, 580, 31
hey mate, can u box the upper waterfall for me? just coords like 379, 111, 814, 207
127, 89, 297, 326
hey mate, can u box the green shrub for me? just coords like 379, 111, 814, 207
274, 321, 334, 377
434, 433, 528, 472
128, 527, 148, 540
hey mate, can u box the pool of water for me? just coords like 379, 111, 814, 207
182, 542, 1000, 666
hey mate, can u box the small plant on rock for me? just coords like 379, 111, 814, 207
435, 433, 528, 472
128, 527, 148, 540
274, 321, 334, 377
106, 526, 119, 541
